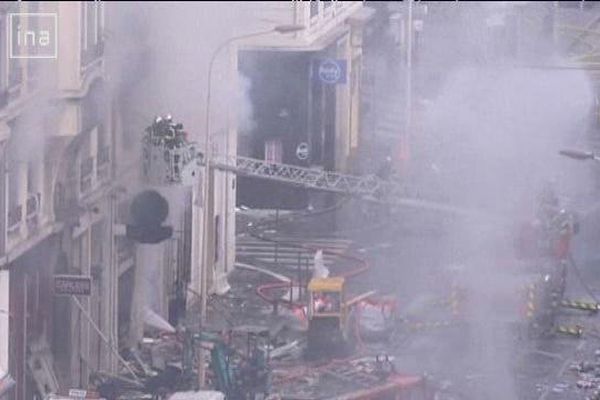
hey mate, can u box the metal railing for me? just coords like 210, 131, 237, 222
213, 155, 390, 198
210, 155, 486, 218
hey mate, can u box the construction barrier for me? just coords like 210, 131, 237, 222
560, 299, 600, 313
526, 284, 536, 319
556, 325, 583, 337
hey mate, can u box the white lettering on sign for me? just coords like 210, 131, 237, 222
68, 389, 87, 398
54, 276, 92, 296
318, 59, 342, 84
296, 143, 309, 161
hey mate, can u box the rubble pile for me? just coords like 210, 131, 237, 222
270, 356, 403, 399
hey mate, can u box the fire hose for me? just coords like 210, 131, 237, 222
240, 199, 382, 360
241, 198, 371, 308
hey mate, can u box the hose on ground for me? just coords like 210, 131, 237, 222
244, 197, 371, 307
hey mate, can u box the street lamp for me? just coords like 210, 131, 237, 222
197, 23, 304, 387
559, 149, 600, 162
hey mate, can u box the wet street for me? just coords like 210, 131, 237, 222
336, 204, 600, 399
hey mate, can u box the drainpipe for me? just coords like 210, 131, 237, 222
405, 0, 413, 140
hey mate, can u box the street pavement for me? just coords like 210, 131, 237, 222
236, 233, 353, 273
345, 206, 600, 400
232, 206, 600, 399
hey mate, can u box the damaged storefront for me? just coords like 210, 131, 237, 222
237, 8, 370, 212
8, 235, 62, 400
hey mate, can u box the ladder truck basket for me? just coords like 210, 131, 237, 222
142, 116, 204, 187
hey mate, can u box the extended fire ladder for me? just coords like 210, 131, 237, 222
142, 117, 493, 219
211, 155, 493, 219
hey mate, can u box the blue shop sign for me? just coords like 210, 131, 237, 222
314, 58, 347, 85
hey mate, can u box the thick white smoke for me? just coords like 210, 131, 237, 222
105, 1, 262, 339
363, 3, 596, 399
238, 73, 256, 135
414, 5, 594, 399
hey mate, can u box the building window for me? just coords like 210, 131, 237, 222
81, 2, 103, 68
87, 2, 96, 47
8, 164, 18, 211
0, 17, 6, 100
80, 156, 94, 193
6, 3, 22, 93
7, 146, 22, 231
97, 125, 110, 179
98, 2, 105, 40
7, 167, 21, 229
214, 215, 220, 263
310, 0, 319, 18
8, 58, 22, 89
7, 12, 22, 91
93, 2, 99, 45
323, 0, 332, 9
26, 161, 34, 194
81, 3, 87, 51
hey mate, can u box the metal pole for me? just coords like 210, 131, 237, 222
71, 295, 141, 383
200, 28, 278, 388
307, 59, 314, 166
553, 1, 559, 47
108, 191, 117, 373
405, 0, 413, 140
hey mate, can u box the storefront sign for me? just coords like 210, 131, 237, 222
68, 389, 88, 398
54, 275, 92, 296
315, 58, 347, 85
296, 142, 310, 160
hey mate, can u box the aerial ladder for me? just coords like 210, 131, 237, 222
142, 116, 491, 220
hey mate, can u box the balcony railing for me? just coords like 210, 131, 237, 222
7, 205, 22, 233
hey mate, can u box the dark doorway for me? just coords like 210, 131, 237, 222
237, 50, 311, 210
